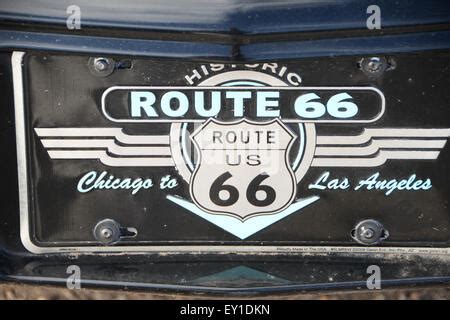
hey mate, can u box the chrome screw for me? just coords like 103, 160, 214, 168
100, 227, 113, 239
366, 57, 383, 72
351, 219, 389, 245
360, 227, 375, 240
359, 56, 388, 77
93, 58, 108, 72
93, 219, 121, 245
88, 57, 115, 77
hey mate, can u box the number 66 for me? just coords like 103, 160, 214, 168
294, 92, 358, 119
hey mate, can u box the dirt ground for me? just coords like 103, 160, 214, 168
0, 283, 448, 300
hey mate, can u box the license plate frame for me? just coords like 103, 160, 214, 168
13, 51, 450, 255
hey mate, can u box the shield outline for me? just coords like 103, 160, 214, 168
189, 117, 298, 221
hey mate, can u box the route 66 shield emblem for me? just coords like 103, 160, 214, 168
189, 118, 298, 220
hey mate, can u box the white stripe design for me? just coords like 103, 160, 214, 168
312, 150, 441, 167
315, 139, 447, 157
47, 150, 173, 167
316, 128, 450, 145
36, 127, 450, 168
35, 128, 173, 167
313, 128, 450, 167
35, 128, 169, 144
41, 139, 171, 156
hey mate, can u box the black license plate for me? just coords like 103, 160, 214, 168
14, 51, 450, 254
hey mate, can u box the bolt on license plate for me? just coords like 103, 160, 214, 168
13, 51, 450, 254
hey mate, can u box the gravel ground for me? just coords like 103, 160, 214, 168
0, 283, 448, 300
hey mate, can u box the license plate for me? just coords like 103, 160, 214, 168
13, 51, 450, 254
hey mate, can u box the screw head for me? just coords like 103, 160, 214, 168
100, 227, 113, 239
366, 57, 382, 72
88, 57, 115, 77
94, 59, 108, 71
351, 219, 389, 245
360, 227, 375, 239
359, 57, 388, 77
93, 219, 121, 245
